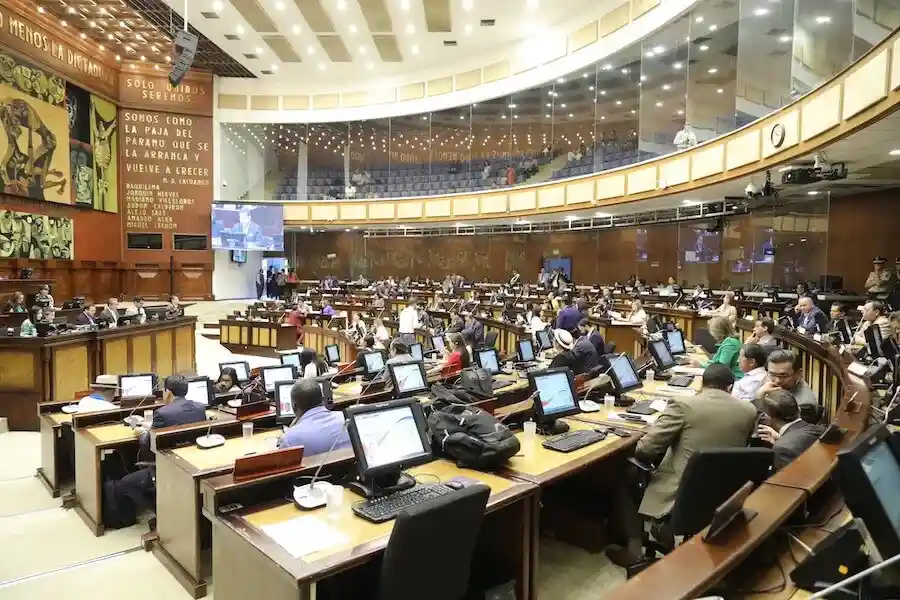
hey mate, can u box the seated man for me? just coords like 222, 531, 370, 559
578, 317, 606, 356
732, 343, 769, 402
124, 296, 147, 324
277, 379, 350, 455
355, 334, 378, 380
386, 339, 414, 365
153, 374, 208, 428
572, 321, 600, 373
549, 329, 579, 372
606, 364, 757, 567
75, 304, 98, 326
756, 389, 825, 470
754, 349, 817, 408
98, 297, 119, 327
74, 374, 119, 412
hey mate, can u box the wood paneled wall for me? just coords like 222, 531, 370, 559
286, 191, 895, 292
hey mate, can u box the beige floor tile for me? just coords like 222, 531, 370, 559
0, 508, 145, 582
0, 477, 60, 518
0, 549, 209, 600
537, 538, 626, 600
0, 432, 40, 482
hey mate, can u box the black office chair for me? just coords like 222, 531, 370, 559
604, 342, 617, 355
799, 403, 825, 424
376, 484, 491, 600
626, 447, 773, 578
483, 331, 498, 349
693, 328, 718, 355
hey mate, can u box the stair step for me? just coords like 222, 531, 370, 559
201, 332, 220, 341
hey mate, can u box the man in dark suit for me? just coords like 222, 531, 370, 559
152, 374, 208, 429
98, 297, 119, 327
466, 313, 485, 346
75, 305, 98, 326
229, 208, 262, 244
757, 389, 825, 470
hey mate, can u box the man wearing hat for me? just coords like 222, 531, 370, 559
549, 329, 582, 374
865, 257, 893, 299
74, 374, 119, 413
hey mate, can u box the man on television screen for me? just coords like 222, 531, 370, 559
229, 207, 261, 246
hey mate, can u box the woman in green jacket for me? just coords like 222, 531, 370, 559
19, 305, 41, 338
692, 315, 743, 379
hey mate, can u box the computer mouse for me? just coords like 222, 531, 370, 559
445, 480, 465, 490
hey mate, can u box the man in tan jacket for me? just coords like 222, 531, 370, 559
606, 363, 757, 567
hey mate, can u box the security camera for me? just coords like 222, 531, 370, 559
745, 181, 760, 198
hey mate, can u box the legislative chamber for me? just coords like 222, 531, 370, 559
3, 1, 900, 599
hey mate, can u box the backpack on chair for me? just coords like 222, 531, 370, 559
427, 400, 520, 471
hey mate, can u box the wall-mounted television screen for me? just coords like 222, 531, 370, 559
212, 203, 284, 251
681, 228, 721, 264
231, 249, 247, 263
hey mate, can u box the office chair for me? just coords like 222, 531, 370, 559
625, 447, 773, 578
483, 331, 498, 348
799, 403, 825, 424
693, 328, 718, 355
376, 484, 491, 600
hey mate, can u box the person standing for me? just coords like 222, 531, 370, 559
256, 269, 265, 300
398, 299, 421, 344
865, 256, 893, 299
537, 267, 549, 290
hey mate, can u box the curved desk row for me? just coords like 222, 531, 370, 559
605, 329, 870, 600
0, 317, 197, 431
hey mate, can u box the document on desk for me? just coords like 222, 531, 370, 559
261, 516, 349, 559
608, 412, 659, 425
655, 385, 698, 396
670, 366, 705, 376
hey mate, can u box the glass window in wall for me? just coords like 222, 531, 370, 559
430, 106, 472, 194
471, 95, 512, 192
347, 118, 391, 199
686, 0, 739, 142
769, 194, 830, 289
792, 0, 855, 95
306, 123, 348, 200
855, 0, 900, 59
384, 114, 429, 198
639, 14, 690, 161
593, 43, 641, 173
508, 86, 544, 185
736, 0, 796, 119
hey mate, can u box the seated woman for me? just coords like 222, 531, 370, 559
214, 367, 241, 394
691, 316, 743, 379
19, 305, 41, 337
299, 348, 328, 379
4, 291, 26, 313
627, 299, 648, 325
438, 332, 470, 377
711, 291, 739, 326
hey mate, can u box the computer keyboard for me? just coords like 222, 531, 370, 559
491, 379, 515, 391
352, 483, 454, 523
542, 429, 607, 453
667, 374, 695, 388
627, 400, 659, 415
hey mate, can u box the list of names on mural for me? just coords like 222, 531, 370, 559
120, 109, 213, 233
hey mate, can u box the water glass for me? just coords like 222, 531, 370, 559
242, 422, 254, 439
604, 394, 616, 413
325, 485, 344, 520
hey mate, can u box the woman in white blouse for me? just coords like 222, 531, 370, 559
627, 299, 648, 325
714, 291, 739, 326
372, 317, 390, 349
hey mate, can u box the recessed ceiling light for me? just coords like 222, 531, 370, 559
212, 1, 223, 10
717, 88, 724, 93
699, 44, 709, 51
676, 109, 684, 115
275, 1, 286, 10
557, 77, 564, 83
406, 23, 415, 33
236, 25, 244, 34
464, 24, 472, 34
655, 101, 663, 107
645, 50, 655, 58
630, 109, 636, 114
695, 15, 704, 23
815, 15, 831, 24
60, 20, 67, 26
255, 47, 263, 54
673, 62, 683, 70
662, 84, 671, 90
411, 43, 419, 54
37, 6, 45, 13
753, 7, 769, 16
779, 35, 792, 43
621, 68, 629, 74
80, 32, 87, 39
99, 45, 105, 51
615, 100, 622, 105
318, 62, 326, 70
568, 113, 573, 117
292, 24, 301, 34
307, 45, 315, 55
589, 86, 594, 91
545, 113, 551, 118
462, 0, 473, 10
889, 149, 900, 156
807, 190, 820, 195
708, 24, 717, 31
115, 54, 121, 61
337, 0, 347, 11
708, 67, 718, 74
599, 90, 606, 95
400, 0, 410, 10
358, 45, 367, 55
271, 64, 279, 71
527, 0, 539, 7
653, 45, 664, 54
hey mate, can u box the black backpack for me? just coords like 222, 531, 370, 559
427, 401, 521, 471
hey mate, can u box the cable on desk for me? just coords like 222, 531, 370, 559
725, 539, 788, 595
783, 503, 844, 534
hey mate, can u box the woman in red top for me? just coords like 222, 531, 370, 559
440, 332, 470, 377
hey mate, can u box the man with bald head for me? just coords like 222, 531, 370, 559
277, 379, 350, 455
795, 296, 828, 334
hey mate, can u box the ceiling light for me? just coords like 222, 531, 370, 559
337, 0, 348, 11
99, 45, 105, 51
662, 84, 671, 90
695, 15, 704, 23
212, 1, 223, 10
699, 44, 709, 51
708, 24, 717, 31
565, 215, 576, 221
807, 190, 820, 196
400, 0, 410, 10
560, 103, 567, 108
80, 32, 86, 39
318, 62, 326, 70
652, 45, 664, 54
275, 1, 286, 9
753, 7, 769, 16
676, 109, 684, 115
595, 212, 610, 218
889, 149, 900, 156
717, 88, 724, 93
349, 24, 358, 33
411, 44, 419, 55
236, 25, 244, 34
271, 64, 279, 71
600, 90, 606, 95
589, 86, 594, 91
307, 45, 315, 55
682, 199, 699, 206
708, 67, 718, 73
292, 25, 301, 34
462, 0, 474, 10
464, 24, 472, 34
545, 113, 551, 118
621, 68, 629, 74
815, 15, 831, 24
673, 62, 683, 70
115, 54, 121, 61
37, 6, 45, 13
256, 47, 264, 54
779, 35, 792, 43
545, 102, 551, 107
630, 109, 636, 114
406, 23, 415, 33
358, 45, 367, 55
67, 6, 76, 13
615, 100, 622, 105
60, 20, 67, 26
655, 101, 663, 107
645, 50, 655, 58
568, 113, 573, 117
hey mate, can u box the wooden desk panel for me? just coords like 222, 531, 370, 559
219, 319, 298, 358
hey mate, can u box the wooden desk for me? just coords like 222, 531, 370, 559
218, 318, 298, 357
207, 461, 539, 600
0, 316, 197, 430
301, 327, 358, 365
37, 401, 76, 497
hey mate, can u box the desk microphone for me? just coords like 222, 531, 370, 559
292, 419, 350, 510
122, 393, 156, 428
195, 419, 226, 449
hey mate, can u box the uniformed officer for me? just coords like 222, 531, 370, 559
865, 256, 893, 299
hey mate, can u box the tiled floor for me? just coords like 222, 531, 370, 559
0, 301, 625, 598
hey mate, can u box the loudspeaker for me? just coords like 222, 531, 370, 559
168, 30, 199, 87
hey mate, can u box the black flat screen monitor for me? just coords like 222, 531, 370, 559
275, 379, 334, 426
387, 360, 429, 398
325, 344, 340, 364
518, 338, 536, 362
527, 367, 579, 424
345, 398, 433, 481
119, 373, 156, 399
431, 335, 445, 353
474, 348, 501, 375
185, 376, 214, 406
648, 339, 676, 371
260, 365, 297, 393
865, 325, 884, 359
281, 352, 301, 368
409, 342, 423, 361
835, 425, 900, 559
606, 354, 643, 394
363, 350, 386, 376
219, 361, 250, 382
666, 330, 686, 355
536, 329, 552, 351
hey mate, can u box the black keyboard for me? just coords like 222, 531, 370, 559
492, 379, 515, 391
668, 375, 694, 388
542, 429, 607, 453
352, 484, 453, 523
627, 400, 657, 415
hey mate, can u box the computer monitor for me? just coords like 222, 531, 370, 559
648, 339, 676, 371
363, 350, 386, 376
219, 361, 250, 382
431, 335, 445, 354
409, 342, 423, 361
666, 330, 686, 355
835, 425, 900, 559
606, 354, 643, 395
474, 348, 501, 375
387, 360, 429, 398
528, 367, 579, 425
185, 377, 214, 406
260, 365, 297, 393
518, 338, 535, 363
865, 325, 884, 359
275, 380, 295, 425
281, 351, 301, 368
119, 373, 155, 399
536, 329, 552, 351
345, 398, 433, 496
325, 344, 340, 364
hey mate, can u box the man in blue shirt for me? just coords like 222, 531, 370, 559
556, 298, 586, 334
278, 379, 350, 455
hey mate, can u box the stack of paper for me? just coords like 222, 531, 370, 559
261, 516, 350, 558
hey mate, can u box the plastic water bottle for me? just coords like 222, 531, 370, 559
645, 368, 655, 382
